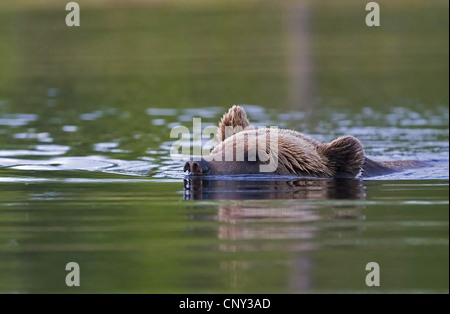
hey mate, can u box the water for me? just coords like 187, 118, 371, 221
0, 1, 448, 293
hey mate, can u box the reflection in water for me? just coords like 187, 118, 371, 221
184, 177, 366, 291
184, 177, 366, 201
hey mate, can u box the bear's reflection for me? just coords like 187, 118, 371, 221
183, 177, 366, 201
184, 177, 366, 243
183, 178, 366, 292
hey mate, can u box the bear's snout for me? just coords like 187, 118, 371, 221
184, 159, 210, 175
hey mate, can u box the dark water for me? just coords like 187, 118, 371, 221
0, 1, 448, 293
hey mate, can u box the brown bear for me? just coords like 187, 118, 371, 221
184, 105, 424, 178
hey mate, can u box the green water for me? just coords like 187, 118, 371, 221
0, 1, 448, 293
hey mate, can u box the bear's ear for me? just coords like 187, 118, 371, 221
317, 136, 365, 178
217, 105, 252, 142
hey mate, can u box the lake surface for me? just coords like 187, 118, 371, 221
0, 1, 448, 293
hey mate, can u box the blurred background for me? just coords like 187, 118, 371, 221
0, 0, 448, 293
